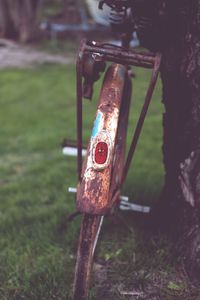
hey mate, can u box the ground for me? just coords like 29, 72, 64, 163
0, 38, 73, 69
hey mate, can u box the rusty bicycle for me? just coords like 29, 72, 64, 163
63, 1, 161, 299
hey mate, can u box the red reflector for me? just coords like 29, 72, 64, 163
94, 142, 108, 165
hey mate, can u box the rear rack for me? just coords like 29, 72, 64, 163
79, 40, 161, 69
64, 40, 162, 180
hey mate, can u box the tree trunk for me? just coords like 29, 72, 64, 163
18, 0, 35, 43
17, 0, 42, 43
0, 0, 42, 42
0, 0, 16, 38
63, 0, 80, 23
160, 0, 200, 281
134, 0, 200, 281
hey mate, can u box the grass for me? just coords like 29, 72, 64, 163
0, 62, 197, 299
36, 39, 78, 57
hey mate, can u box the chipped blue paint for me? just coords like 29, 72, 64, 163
92, 112, 102, 137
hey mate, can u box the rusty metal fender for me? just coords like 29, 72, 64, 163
76, 63, 127, 215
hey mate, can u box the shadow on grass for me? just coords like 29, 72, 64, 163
86, 206, 200, 300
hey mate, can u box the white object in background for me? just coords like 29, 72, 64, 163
62, 147, 87, 157
68, 187, 151, 213
120, 199, 151, 213
86, 0, 111, 26
68, 187, 77, 193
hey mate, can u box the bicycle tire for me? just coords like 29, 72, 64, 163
72, 67, 132, 300
72, 214, 103, 300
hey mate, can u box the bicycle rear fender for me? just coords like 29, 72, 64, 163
76, 63, 127, 215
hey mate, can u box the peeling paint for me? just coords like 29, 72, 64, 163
76, 64, 127, 215
92, 111, 103, 138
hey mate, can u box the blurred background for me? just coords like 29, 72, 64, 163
0, 0, 140, 66
0, 0, 112, 47
1, 1, 186, 300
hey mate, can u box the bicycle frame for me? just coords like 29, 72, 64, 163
64, 40, 161, 215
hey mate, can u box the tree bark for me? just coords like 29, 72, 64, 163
0, 0, 16, 38
160, 1, 200, 281
0, 0, 42, 42
63, 0, 80, 23
133, 0, 200, 281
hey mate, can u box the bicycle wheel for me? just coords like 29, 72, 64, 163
72, 214, 103, 300
72, 65, 132, 300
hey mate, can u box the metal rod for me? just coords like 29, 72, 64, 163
98, 56, 153, 69
76, 41, 86, 181
62, 139, 87, 149
84, 44, 156, 66
121, 53, 162, 186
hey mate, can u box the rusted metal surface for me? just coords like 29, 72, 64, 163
82, 52, 106, 99
72, 214, 103, 300
76, 40, 86, 181
74, 39, 161, 214
84, 41, 157, 68
71, 38, 162, 300
109, 77, 132, 208
76, 63, 128, 215
75, 39, 161, 215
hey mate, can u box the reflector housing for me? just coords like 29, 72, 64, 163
94, 142, 108, 165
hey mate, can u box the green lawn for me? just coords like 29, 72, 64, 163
0, 63, 196, 299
